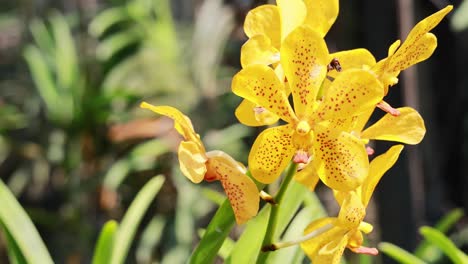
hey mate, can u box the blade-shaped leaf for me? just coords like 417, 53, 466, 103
89, 7, 129, 37
224, 205, 271, 264
110, 175, 165, 264
268, 191, 327, 264
378, 242, 425, 264
415, 208, 464, 260
189, 199, 236, 264
0, 180, 53, 264
92, 220, 118, 264
419, 226, 468, 264
50, 12, 78, 92
0, 221, 27, 264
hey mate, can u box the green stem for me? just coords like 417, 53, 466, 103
257, 162, 298, 263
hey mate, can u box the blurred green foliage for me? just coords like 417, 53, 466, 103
379, 209, 468, 264
0, 0, 251, 262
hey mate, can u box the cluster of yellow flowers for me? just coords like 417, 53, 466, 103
141, 1, 452, 263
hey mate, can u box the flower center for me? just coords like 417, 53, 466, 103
296, 120, 311, 135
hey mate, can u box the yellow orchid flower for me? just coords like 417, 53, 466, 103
373, 5, 453, 95
298, 145, 404, 263
232, 25, 384, 191
320, 6, 451, 117
241, 0, 338, 68
236, 0, 339, 127
140, 102, 259, 224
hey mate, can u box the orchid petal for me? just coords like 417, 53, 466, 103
361, 107, 426, 144
314, 124, 368, 191
235, 99, 279, 127
240, 35, 279, 68
281, 26, 329, 116
140, 102, 202, 147
303, 0, 339, 37
244, 5, 281, 49
178, 141, 207, 183
294, 159, 320, 191
232, 64, 296, 123
206, 155, 259, 224
362, 145, 404, 206
316, 69, 383, 122
248, 125, 295, 183
277, 0, 307, 41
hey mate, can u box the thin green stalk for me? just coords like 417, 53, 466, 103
257, 163, 298, 263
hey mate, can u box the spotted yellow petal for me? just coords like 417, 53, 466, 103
314, 124, 368, 191
388, 39, 401, 57
316, 69, 383, 122
362, 145, 404, 206
294, 159, 320, 191
386, 6, 453, 75
178, 141, 207, 183
327, 49, 376, 81
206, 155, 259, 224
361, 107, 426, 144
281, 26, 329, 116
248, 125, 295, 183
303, 0, 339, 37
301, 217, 340, 258
244, 5, 281, 49
235, 99, 279, 127
240, 35, 280, 68
314, 234, 349, 264
232, 64, 296, 123
337, 191, 365, 229
276, 0, 307, 41
140, 102, 202, 147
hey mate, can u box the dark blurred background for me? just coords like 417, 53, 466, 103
0, 0, 466, 263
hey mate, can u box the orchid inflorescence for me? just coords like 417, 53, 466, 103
141, 1, 452, 263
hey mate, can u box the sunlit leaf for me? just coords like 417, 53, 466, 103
89, 7, 129, 37
0, 180, 53, 264
378, 242, 425, 264
0, 221, 27, 264
92, 220, 118, 264
419, 226, 468, 264
110, 175, 165, 264
224, 205, 271, 264
136, 216, 167, 263
189, 199, 236, 264
415, 208, 464, 260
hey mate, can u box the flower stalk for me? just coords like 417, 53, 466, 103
257, 162, 298, 263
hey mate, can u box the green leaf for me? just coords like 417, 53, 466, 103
89, 7, 129, 37
0, 179, 53, 264
197, 228, 235, 260
50, 12, 78, 93
189, 199, 236, 264
224, 205, 271, 264
275, 180, 308, 234
378, 242, 425, 264
415, 208, 464, 260
23, 46, 60, 117
110, 175, 165, 264
96, 29, 141, 60
92, 220, 119, 264
419, 226, 468, 264
136, 216, 167, 263
29, 18, 54, 55
0, 221, 27, 264
268, 192, 327, 264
